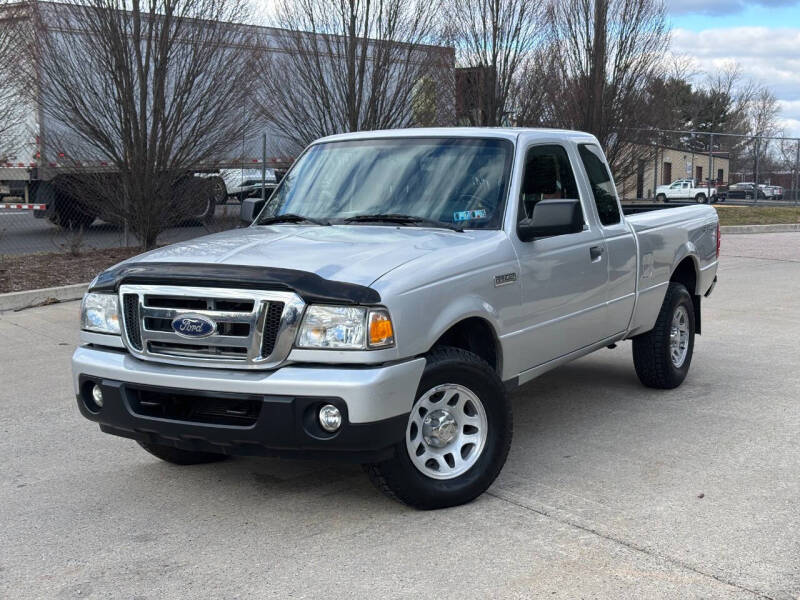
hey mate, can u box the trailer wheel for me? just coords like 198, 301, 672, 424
34, 181, 96, 229
172, 176, 216, 225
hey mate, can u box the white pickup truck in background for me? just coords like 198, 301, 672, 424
655, 179, 717, 204
73, 128, 720, 509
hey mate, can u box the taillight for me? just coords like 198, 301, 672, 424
716, 222, 721, 258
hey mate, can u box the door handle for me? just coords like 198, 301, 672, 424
590, 246, 604, 262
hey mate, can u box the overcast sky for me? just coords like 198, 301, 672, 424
667, 0, 800, 136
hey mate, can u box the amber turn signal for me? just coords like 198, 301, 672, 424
368, 310, 395, 348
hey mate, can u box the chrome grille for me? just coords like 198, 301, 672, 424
118, 284, 305, 370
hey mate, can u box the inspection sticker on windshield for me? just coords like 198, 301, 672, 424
453, 209, 487, 222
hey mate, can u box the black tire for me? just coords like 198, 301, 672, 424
364, 346, 512, 509
694, 193, 707, 204
172, 176, 216, 225
34, 181, 96, 229
210, 176, 228, 205
656, 193, 667, 203
137, 441, 228, 465
632, 282, 695, 389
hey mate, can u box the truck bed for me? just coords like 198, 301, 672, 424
622, 203, 719, 337
621, 202, 695, 215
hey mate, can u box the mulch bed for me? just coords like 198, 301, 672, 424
0, 247, 144, 294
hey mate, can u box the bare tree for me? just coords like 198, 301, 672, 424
744, 87, 780, 180
31, 0, 260, 247
253, 0, 448, 152
539, 0, 668, 175
447, 0, 543, 126
0, 1, 28, 163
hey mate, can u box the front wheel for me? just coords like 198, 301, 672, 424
632, 282, 695, 389
656, 193, 667, 203
364, 346, 512, 509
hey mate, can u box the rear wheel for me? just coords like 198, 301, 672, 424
694, 193, 707, 204
137, 441, 228, 465
632, 282, 695, 389
36, 181, 97, 229
364, 346, 512, 509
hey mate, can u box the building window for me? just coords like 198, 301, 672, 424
696, 165, 703, 182
717, 169, 724, 184
663, 162, 672, 184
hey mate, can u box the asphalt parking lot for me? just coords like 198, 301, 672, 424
1, 232, 799, 599
0, 204, 240, 255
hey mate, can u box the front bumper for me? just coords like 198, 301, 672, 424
72, 346, 425, 461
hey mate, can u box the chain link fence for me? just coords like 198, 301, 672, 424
618, 128, 800, 204
0, 163, 275, 292
2, 127, 800, 293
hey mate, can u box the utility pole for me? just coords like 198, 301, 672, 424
589, 0, 607, 137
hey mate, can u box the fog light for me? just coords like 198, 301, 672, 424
91, 384, 104, 407
318, 404, 342, 432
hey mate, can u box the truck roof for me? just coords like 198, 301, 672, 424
315, 127, 600, 145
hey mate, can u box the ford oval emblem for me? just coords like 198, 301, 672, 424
171, 314, 216, 338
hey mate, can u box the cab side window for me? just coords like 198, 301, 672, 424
578, 144, 621, 226
519, 145, 580, 222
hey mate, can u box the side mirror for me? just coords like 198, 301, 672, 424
517, 199, 584, 242
240, 197, 266, 224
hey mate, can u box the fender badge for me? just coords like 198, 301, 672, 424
494, 273, 517, 287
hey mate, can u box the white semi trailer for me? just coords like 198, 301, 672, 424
0, 2, 454, 228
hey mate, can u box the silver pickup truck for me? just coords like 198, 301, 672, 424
73, 128, 719, 509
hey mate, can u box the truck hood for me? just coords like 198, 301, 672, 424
124, 224, 487, 288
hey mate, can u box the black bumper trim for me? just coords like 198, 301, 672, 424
77, 376, 405, 463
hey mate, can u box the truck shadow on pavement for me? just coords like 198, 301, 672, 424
129, 350, 677, 510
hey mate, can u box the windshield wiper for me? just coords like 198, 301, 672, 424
342, 213, 463, 232
258, 213, 330, 226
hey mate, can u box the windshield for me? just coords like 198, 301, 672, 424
256, 137, 514, 230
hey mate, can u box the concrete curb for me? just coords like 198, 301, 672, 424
0, 282, 88, 313
721, 223, 800, 234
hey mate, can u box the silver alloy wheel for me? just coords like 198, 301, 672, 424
670, 305, 690, 367
405, 383, 488, 480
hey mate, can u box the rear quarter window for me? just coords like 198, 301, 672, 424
578, 144, 621, 226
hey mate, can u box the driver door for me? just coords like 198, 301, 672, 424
505, 143, 609, 375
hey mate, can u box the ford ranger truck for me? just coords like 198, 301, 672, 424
73, 128, 720, 509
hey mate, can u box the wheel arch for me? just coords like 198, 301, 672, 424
670, 255, 701, 334
429, 315, 503, 377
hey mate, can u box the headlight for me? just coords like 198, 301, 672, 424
296, 305, 394, 350
81, 293, 121, 334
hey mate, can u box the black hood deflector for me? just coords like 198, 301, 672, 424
89, 262, 381, 305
